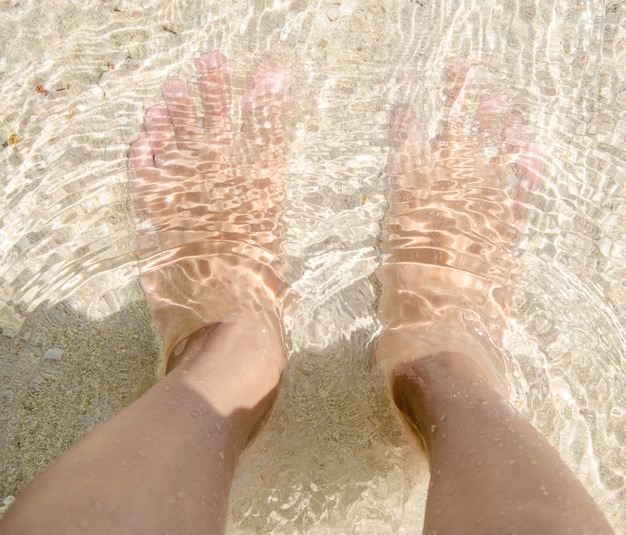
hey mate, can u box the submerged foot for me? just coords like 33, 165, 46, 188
376, 65, 540, 396
129, 52, 293, 372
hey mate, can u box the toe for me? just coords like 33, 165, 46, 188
129, 131, 155, 173
196, 51, 233, 140
442, 64, 475, 143
388, 103, 430, 190
502, 110, 530, 156
129, 132, 161, 256
476, 95, 509, 148
501, 115, 541, 218
164, 79, 203, 142
145, 106, 177, 163
512, 142, 541, 212
129, 132, 160, 201
242, 61, 291, 169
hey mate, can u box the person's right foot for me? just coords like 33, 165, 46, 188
376, 66, 540, 396
129, 52, 293, 372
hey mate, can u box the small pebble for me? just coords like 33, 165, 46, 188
327, 5, 340, 21
44, 348, 64, 361
90, 86, 104, 99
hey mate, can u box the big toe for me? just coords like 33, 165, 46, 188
242, 62, 291, 167
196, 51, 233, 140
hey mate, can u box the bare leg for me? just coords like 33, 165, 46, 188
0, 52, 292, 535
377, 67, 614, 534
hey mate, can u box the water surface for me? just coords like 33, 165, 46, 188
0, 0, 624, 532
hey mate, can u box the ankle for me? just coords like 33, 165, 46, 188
391, 352, 506, 448
376, 309, 510, 395
172, 319, 285, 413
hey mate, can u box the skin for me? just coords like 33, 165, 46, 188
0, 56, 615, 534
0, 51, 292, 535
376, 66, 615, 534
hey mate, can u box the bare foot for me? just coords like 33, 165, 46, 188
376, 66, 540, 394
129, 52, 293, 373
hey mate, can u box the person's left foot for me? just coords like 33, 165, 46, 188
376, 66, 541, 395
129, 52, 292, 370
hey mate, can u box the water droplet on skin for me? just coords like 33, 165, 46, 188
439, 414, 447, 421
138, 449, 146, 458
191, 409, 199, 417
430, 425, 437, 433
164, 386, 171, 392
218, 452, 225, 460
215, 422, 222, 432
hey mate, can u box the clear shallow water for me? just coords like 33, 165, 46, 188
0, 0, 625, 532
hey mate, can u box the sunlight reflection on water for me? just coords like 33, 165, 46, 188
0, 0, 624, 532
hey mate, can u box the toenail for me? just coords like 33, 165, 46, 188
145, 107, 168, 125
263, 69, 288, 93
164, 80, 186, 98
198, 51, 222, 70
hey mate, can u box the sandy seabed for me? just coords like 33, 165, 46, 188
1, 0, 625, 533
